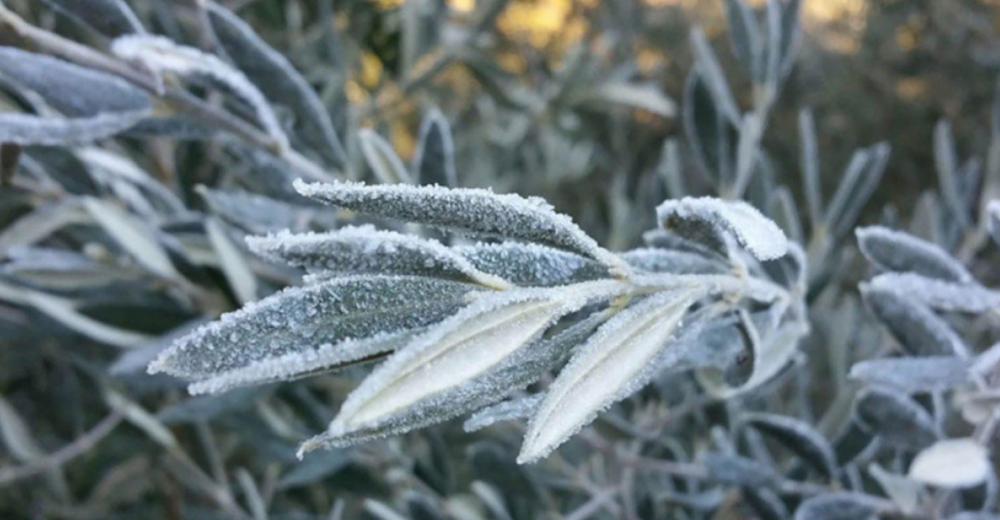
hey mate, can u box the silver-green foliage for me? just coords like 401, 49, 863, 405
153, 178, 806, 461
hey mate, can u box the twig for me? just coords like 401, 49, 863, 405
0, 411, 123, 486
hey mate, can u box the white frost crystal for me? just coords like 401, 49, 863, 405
656, 197, 789, 261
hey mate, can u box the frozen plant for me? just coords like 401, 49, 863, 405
151, 177, 809, 462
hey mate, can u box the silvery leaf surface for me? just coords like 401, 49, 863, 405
853, 387, 939, 450
656, 197, 788, 261
247, 226, 509, 289
299, 307, 609, 453
295, 180, 625, 270
857, 226, 972, 282
149, 275, 480, 381
455, 242, 610, 287
850, 356, 970, 394
204, 1, 347, 166
519, 288, 700, 463
308, 280, 625, 455
741, 413, 837, 478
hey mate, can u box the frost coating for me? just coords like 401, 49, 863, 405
247, 226, 509, 289
325, 281, 624, 436
294, 180, 627, 271
862, 285, 970, 357
909, 439, 991, 488
0, 111, 150, 145
742, 413, 837, 478
857, 226, 972, 283
868, 273, 1000, 313
298, 308, 612, 454
850, 356, 970, 393
464, 394, 543, 432
656, 197, 789, 261
519, 289, 700, 463
621, 247, 727, 275
111, 35, 286, 148
149, 276, 479, 379
187, 331, 415, 395
455, 242, 609, 287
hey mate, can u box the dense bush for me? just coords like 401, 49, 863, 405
1, 0, 999, 519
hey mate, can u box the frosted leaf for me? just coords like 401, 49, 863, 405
698, 320, 808, 398
81, 197, 179, 280
793, 492, 883, 520
111, 35, 287, 148
909, 439, 991, 488
857, 226, 972, 282
519, 289, 700, 463
741, 413, 837, 478
0, 47, 151, 144
620, 248, 727, 275
413, 109, 457, 187
868, 273, 1000, 313
198, 186, 325, 234
358, 129, 412, 185
0, 111, 150, 145
298, 283, 622, 455
853, 387, 939, 449
455, 242, 609, 287
204, 1, 346, 166
868, 464, 923, 516
745, 488, 789, 520
187, 330, 415, 395
247, 226, 509, 289
656, 197, 789, 261
850, 357, 970, 394
39, 0, 144, 37
862, 285, 969, 357
464, 394, 543, 433
294, 180, 626, 271
205, 218, 258, 304
321, 281, 622, 435
642, 228, 726, 259
703, 452, 782, 487
0, 47, 151, 117
149, 275, 479, 380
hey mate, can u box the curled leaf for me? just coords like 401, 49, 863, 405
656, 197, 789, 261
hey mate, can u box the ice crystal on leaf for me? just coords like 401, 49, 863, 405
152, 180, 804, 463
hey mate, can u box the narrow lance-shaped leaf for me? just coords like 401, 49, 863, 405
149, 276, 480, 382
656, 197, 789, 261
519, 289, 700, 463
742, 413, 837, 478
246, 226, 509, 289
295, 180, 627, 271
111, 35, 287, 149
455, 242, 610, 287
413, 109, 457, 187
0, 47, 151, 145
81, 197, 179, 280
857, 226, 972, 282
359, 129, 412, 185
299, 304, 615, 453
204, 1, 347, 167
849, 356, 970, 394
862, 285, 970, 357
722, 0, 762, 76
868, 272, 1000, 313
206, 218, 258, 304
619, 248, 727, 275
690, 28, 741, 125
317, 281, 623, 444
798, 108, 823, 226
824, 144, 891, 238
853, 388, 939, 450
934, 120, 972, 228
39, 0, 145, 36
698, 320, 807, 398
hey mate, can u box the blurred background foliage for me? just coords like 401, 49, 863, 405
3, 0, 1000, 518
